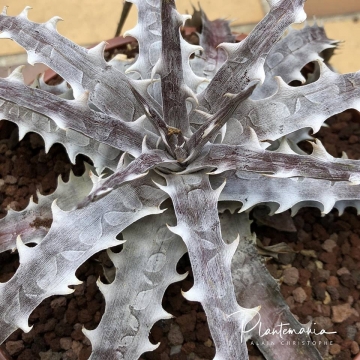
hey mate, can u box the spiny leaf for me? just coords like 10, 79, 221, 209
0, 9, 143, 120
87, 211, 187, 359
191, 0, 306, 125
0, 174, 167, 343
0, 74, 158, 156
159, 172, 260, 359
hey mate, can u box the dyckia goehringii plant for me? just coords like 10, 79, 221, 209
0, 0, 359, 359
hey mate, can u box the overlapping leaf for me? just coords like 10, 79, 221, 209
0, 7, 142, 120
0, 72, 158, 156
0, 167, 92, 253
0, 172, 168, 343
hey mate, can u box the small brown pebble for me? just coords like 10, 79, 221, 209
322, 239, 337, 252
5, 340, 24, 356
298, 268, 311, 286
315, 269, 330, 282
342, 339, 353, 349
5, 185, 17, 197
327, 276, 339, 287
63, 349, 77, 360
292, 287, 307, 303
341, 242, 351, 256
282, 267, 299, 286
351, 341, 360, 355
313, 283, 326, 301
71, 341, 83, 356
319, 252, 336, 264
204, 339, 212, 347
337, 285, 350, 301
182, 342, 196, 354
77, 309, 93, 323
176, 313, 196, 333
0, 143, 7, 154
331, 303, 357, 323
168, 324, 184, 346
60, 337, 72, 351
4, 175, 17, 184
79, 346, 92, 360
337, 267, 351, 276
326, 286, 340, 301
349, 135, 358, 144
355, 331, 360, 345
321, 305, 331, 317
329, 343, 341, 355
340, 273, 355, 288
350, 234, 360, 247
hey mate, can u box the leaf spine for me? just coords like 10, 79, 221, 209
19, 6, 32, 18
88, 41, 108, 59
7, 66, 25, 83
45, 16, 63, 31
